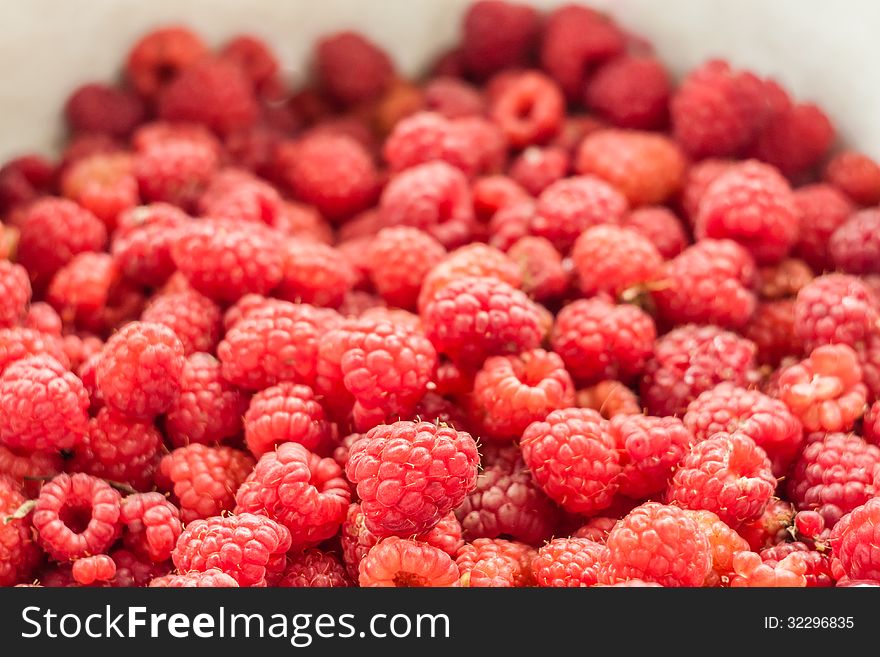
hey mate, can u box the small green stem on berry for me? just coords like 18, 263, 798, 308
4, 499, 36, 524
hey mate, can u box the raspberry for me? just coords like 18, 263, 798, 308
585, 55, 670, 130
777, 344, 867, 434
865, 401, 880, 446
750, 102, 834, 177
572, 224, 663, 298
0, 475, 41, 585
96, 321, 184, 420
825, 151, 880, 206
520, 408, 620, 515
787, 432, 880, 526
172, 513, 291, 587
572, 516, 617, 543
61, 153, 139, 229
795, 274, 879, 352
531, 175, 628, 252
603, 502, 712, 587
460, 1, 538, 78
472, 175, 530, 223
738, 499, 795, 551
16, 197, 107, 287
508, 147, 569, 196
532, 537, 606, 587
576, 380, 641, 418
0, 155, 53, 214
506, 236, 568, 302
346, 420, 479, 537
623, 207, 688, 259
682, 509, 750, 586
276, 240, 356, 308
279, 549, 352, 587
235, 442, 350, 546
684, 383, 803, 476
134, 137, 219, 209
197, 168, 283, 225
315, 31, 393, 105
539, 5, 625, 100
423, 77, 485, 119
671, 60, 766, 159
680, 159, 735, 224
830, 208, 880, 275
575, 129, 685, 207
141, 290, 221, 357
761, 542, 834, 587
159, 444, 254, 523
610, 414, 694, 499
0, 447, 61, 494
759, 258, 813, 300
383, 112, 482, 176
832, 498, 880, 581
219, 300, 341, 391
792, 183, 855, 271
0, 355, 89, 453
858, 332, 880, 403
0, 260, 30, 328
358, 537, 460, 587
64, 83, 145, 138
220, 35, 280, 97
150, 568, 239, 588
418, 243, 521, 312
119, 492, 182, 563
165, 353, 247, 448
125, 26, 207, 97
341, 503, 464, 580
111, 203, 190, 288
0, 327, 68, 375
696, 160, 798, 265
379, 162, 475, 249
730, 550, 807, 587
551, 297, 656, 385
366, 227, 447, 310
272, 201, 334, 243
456, 538, 535, 588
72, 555, 116, 585
24, 302, 62, 336
32, 473, 122, 561
641, 324, 758, 417
69, 407, 162, 491
488, 71, 563, 148
244, 383, 329, 457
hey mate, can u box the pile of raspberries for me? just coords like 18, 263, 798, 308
3, 1, 880, 589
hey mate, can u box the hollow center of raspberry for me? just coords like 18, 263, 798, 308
59, 502, 93, 534
392, 571, 428, 587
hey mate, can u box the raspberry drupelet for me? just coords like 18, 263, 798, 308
358, 537, 460, 587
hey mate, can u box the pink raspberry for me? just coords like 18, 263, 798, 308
824, 150, 880, 206
315, 31, 393, 105
150, 568, 239, 588
0, 327, 68, 375
366, 227, 447, 310
383, 112, 489, 177
729, 550, 807, 587
423, 77, 485, 119
134, 137, 219, 210
575, 380, 641, 419
140, 289, 221, 356
572, 224, 663, 298
24, 302, 62, 336
489, 71, 564, 148
276, 240, 356, 308
196, 168, 283, 225
418, 243, 521, 312
585, 55, 670, 130
220, 34, 281, 97
832, 498, 880, 581
532, 537, 606, 587
456, 538, 536, 588
120, 492, 183, 563
794, 274, 878, 353
358, 537, 460, 587
792, 184, 855, 271
244, 383, 329, 457
0, 260, 30, 328
684, 509, 750, 586
830, 208, 880, 276
60, 153, 138, 230
279, 549, 352, 588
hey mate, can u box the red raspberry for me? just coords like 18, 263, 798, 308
134, 138, 219, 209
572, 224, 663, 298
623, 206, 689, 259
421, 276, 544, 367
640, 324, 758, 417
787, 432, 880, 526
165, 353, 247, 447
751, 102, 834, 177
0, 260, 30, 328
520, 408, 620, 515
575, 129, 685, 207
383, 112, 480, 176
585, 55, 670, 130
865, 401, 880, 446
777, 344, 867, 433
830, 208, 880, 276
792, 183, 855, 271
679, 158, 735, 224
759, 258, 813, 300
24, 302, 62, 336
244, 383, 329, 457
111, 203, 190, 288
150, 569, 239, 588
141, 290, 221, 357
341, 503, 464, 580
418, 243, 521, 312
858, 332, 880, 403
171, 219, 283, 303
125, 26, 207, 97
532, 537, 606, 587
219, 300, 341, 391
358, 537, 460, 587
0, 327, 68, 375
96, 321, 184, 420
71, 555, 116, 585
235, 442, 350, 546
488, 71, 563, 148
69, 407, 162, 491
456, 538, 536, 588
64, 83, 145, 138
509, 147, 569, 196
506, 236, 568, 302
315, 31, 393, 105
16, 197, 107, 287
531, 175, 628, 252
470, 349, 575, 441
159, 444, 254, 523
196, 168, 283, 225
551, 297, 656, 385
472, 174, 530, 223
346, 420, 479, 537
730, 550, 806, 587
32, 473, 122, 561
671, 60, 766, 159
832, 498, 880, 581
738, 499, 795, 551
696, 160, 798, 264
684, 383, 803, 476
825, 150, 880, 206
576, 380, 641, 419
760, 542, 834, 587
610, 414, 693, 499
603, 502, 712, 587
793, 509, 826, 540
0, 355, 88, 453
0, 475, 42, 585
172, 513, 291, 587
539, 5, 625, 100
366, 227, 447, 310
572, 516, 617, 543
667, 432, 776, 526
423, 77, 485, 119
0, 447, 61, 493
0, 154, 53, 214
683, 509, 750, 586
272, 201, 334, 243
279, 549, 352, 587
276, 240, 356, 308
60, 153, 138, 229
460, 1, 538, 78
379, 162, 475, 249
795, 274, 879, 352
119, 492, 182, 563
64, 335, 104, 374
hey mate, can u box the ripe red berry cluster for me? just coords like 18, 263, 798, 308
2, 1, 880, 588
